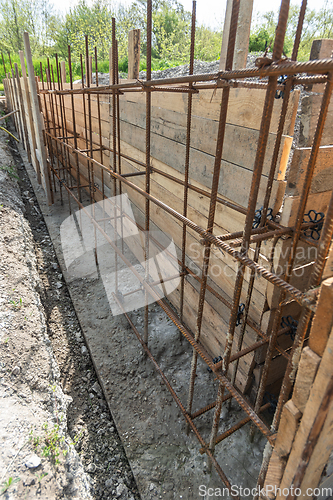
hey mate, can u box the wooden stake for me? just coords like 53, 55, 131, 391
60, 61, 66, 84
23, 32, 52, 204
219, 0, 254, 70
19, 50, 40, 182
14, 62, 31, 161
128, 29, 140, 79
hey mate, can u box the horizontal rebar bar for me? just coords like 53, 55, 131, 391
39, 58, 333, 96
45, 131, 308, 307
199, 402, 272, 454
112, 292, 240, 498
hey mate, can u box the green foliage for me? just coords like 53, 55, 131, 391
1, 477, 20, 495
54, 0, 114, 62
0, 0, 57, 56
195, 25, 222, 61
1, 0, 333, 85
0, 164, 19, 180
29, 423, 82, 467
249, 2, 333, 60
249, 27, 271, 52
30, 423, 65, 466
118, 56, 128, 72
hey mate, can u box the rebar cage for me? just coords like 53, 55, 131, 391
4, 0, 333, 497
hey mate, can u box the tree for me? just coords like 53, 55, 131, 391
249, 2, 333, 61
0, 0, 56, 57
194, 25, 222, 62
54, 0, 114, 62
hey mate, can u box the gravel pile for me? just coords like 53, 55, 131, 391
77, 53, 263, 86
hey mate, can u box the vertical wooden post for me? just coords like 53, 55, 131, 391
219, 0, 232, 70
307, 39, 333, 92
5, 73, 13, 113
60, 61, 66, 84
128, 29, 140, 79
23, 32, 52, 204
89, 55, 93, 84
109, 46, 113, 85
8, 73, 18, 131
85, 55, 93, 85
219, 0, 253, 70
19, 50, 40, 182
9, 70, 21, 138
14, 63, 31, 161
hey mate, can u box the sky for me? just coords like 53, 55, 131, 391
50, 0, 330, 29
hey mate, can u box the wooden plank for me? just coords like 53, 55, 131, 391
14, 63, 31, 161
299, 93, 333, 147
128, 29, 140, 79
60, 61, 66, 84
292, 347, 321, 413
263, 450, 286, 499
117, 98, 292, 180
280, 191, 333, 227
299, 395, 333, 497
10, 69, 24, 142
274, 400, 302, 458
8, 74, 22, 136
309, 277, 333, 357
125, 87, 300, 136
323, 243, 333, 280
23, 32, 51, 204
310, 39, 333, 60
118, 138, 248, 234
115, 119, 285, 210
219, 0, 232, 71
278, 324, 333, 498
119, 159, 267, 320
287, 146, 333, 195
253, 353, 288, 388
266, 262, 313, 310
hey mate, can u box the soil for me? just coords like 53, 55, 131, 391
0, 102, 140, 499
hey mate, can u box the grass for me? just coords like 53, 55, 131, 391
9, 297, 23, 308
30, 424, 64, 465
29, 423, 82, 467
0, 164, 19, 180
0, 477, 20, 495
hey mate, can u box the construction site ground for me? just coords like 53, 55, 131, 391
0, 102, 270, 499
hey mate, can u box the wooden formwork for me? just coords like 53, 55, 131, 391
3, 1, 333, 496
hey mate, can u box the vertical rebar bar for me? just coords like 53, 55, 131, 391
208, 0, 290, 463
50, 63, 64, 204
1, 53, 6, 75
144, 0, 152, 346
180, 0, 196, 326
56, 53, 71, 211
68, 46, 81, 202
94, 46, 105, 200
40, 62, 56, 195
230, 0, 308, 404
186, 0, 240, 442
254, 70, 333, 431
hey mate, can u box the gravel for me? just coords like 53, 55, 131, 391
75, 53, 263, 86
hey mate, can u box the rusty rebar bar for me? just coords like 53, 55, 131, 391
144, 0, 152, 346
180, 0, 196, 325
186, 0, 240, 442
39, 58, 333, 98
254, 69, 333, 437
